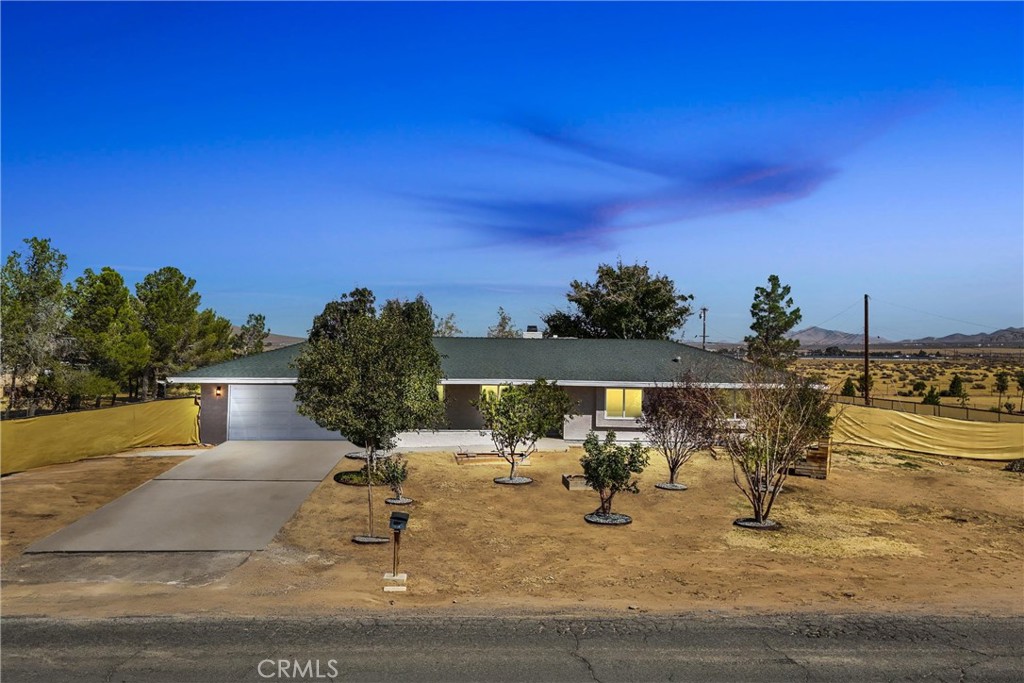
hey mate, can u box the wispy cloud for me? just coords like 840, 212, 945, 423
439, 105, 920, 249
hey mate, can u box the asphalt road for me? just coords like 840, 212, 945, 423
2, 613, 1021, 682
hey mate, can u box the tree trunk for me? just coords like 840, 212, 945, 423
111, 393, 116, 407
141, 370, 150, 401
750, 471, 764, 522
26, 385, 36, 418
667, 462, 678, 485
367, 439, 376, 537
508, 454, 518, 480
6, 372, 16, 418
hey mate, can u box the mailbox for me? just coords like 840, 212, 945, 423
389, 512, 409, 532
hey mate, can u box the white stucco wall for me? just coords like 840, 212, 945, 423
395, 429, 494, 449
563, 386, 596, 441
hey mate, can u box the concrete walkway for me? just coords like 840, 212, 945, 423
27, 441, 349, 553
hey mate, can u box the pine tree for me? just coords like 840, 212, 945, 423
744, 275, 802, 370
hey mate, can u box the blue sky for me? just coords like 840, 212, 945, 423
3, 2, 1021, 342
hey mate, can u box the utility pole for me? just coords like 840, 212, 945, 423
699, 307, 708, 351
864, 294, 871, 407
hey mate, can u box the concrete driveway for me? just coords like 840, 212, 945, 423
27, 441, 348, 553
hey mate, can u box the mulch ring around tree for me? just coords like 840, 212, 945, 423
493, 476, 533, 485
386, 496, 413, 505
584, 512, 632, 525
733, 517, 782, 531
351, 535, 390, 545
655, 482, 688, 491
344, 451, 393, 461
333, 470, 386, 486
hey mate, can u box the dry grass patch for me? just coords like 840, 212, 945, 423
724, 501, 923, 559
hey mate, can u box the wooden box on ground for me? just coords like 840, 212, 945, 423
790, 439, 832, 479
562, 474, 592, 491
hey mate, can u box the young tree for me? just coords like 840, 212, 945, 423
232, 313, 270, 356
744, 275, 803, 370
67, 267, 151, 404
1, 238, 69, 417
856, 372, 873, 397
487, 307, 522, 338
718, 368, 834, 529
379, 455, 411, 505
579, 431, 649, 524
1017, 371, 1024, 413
639, 376, 720, 490
947, 374, 963, 396
840, 377, 857, 397
295, 289, 445, 541
433, 312, 462, 337
948, 374, 969, 407
543, 260, 693, 339
994, 372, 1010, 413
922, 386, 941, 406
472, 379, 576, 484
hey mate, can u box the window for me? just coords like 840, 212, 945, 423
436, 385, 445, 401
605, 388, 643, 419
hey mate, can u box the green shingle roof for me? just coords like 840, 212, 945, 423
169, 337, 750, 384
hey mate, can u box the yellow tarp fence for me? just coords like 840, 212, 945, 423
0, 398, 199, 475
833, 404, 1023, 461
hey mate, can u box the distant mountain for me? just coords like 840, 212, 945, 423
230, 326, 305, 351
907, 327, 1024, 346
788, 326, 890, 347
787, 325, 1024, 348
263, 332, 305, 350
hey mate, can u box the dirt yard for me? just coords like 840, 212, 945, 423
2, 445, 1021, 618
1, 454, 188, 562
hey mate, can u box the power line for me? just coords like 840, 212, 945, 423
871, 298, 1005, 331
805, 299, 861, 330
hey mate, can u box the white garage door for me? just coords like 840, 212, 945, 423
227, 385, 342, 441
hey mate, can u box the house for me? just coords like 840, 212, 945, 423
167, 337, 751, 447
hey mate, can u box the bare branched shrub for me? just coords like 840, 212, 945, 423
639, 373, 720, 488
718, 367, 835, 527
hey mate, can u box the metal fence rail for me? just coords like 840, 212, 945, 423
833, 395, 1024, 423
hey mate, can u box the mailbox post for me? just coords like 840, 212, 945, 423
389, 512, 409, 577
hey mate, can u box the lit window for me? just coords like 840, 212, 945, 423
605, 388, 643, 418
